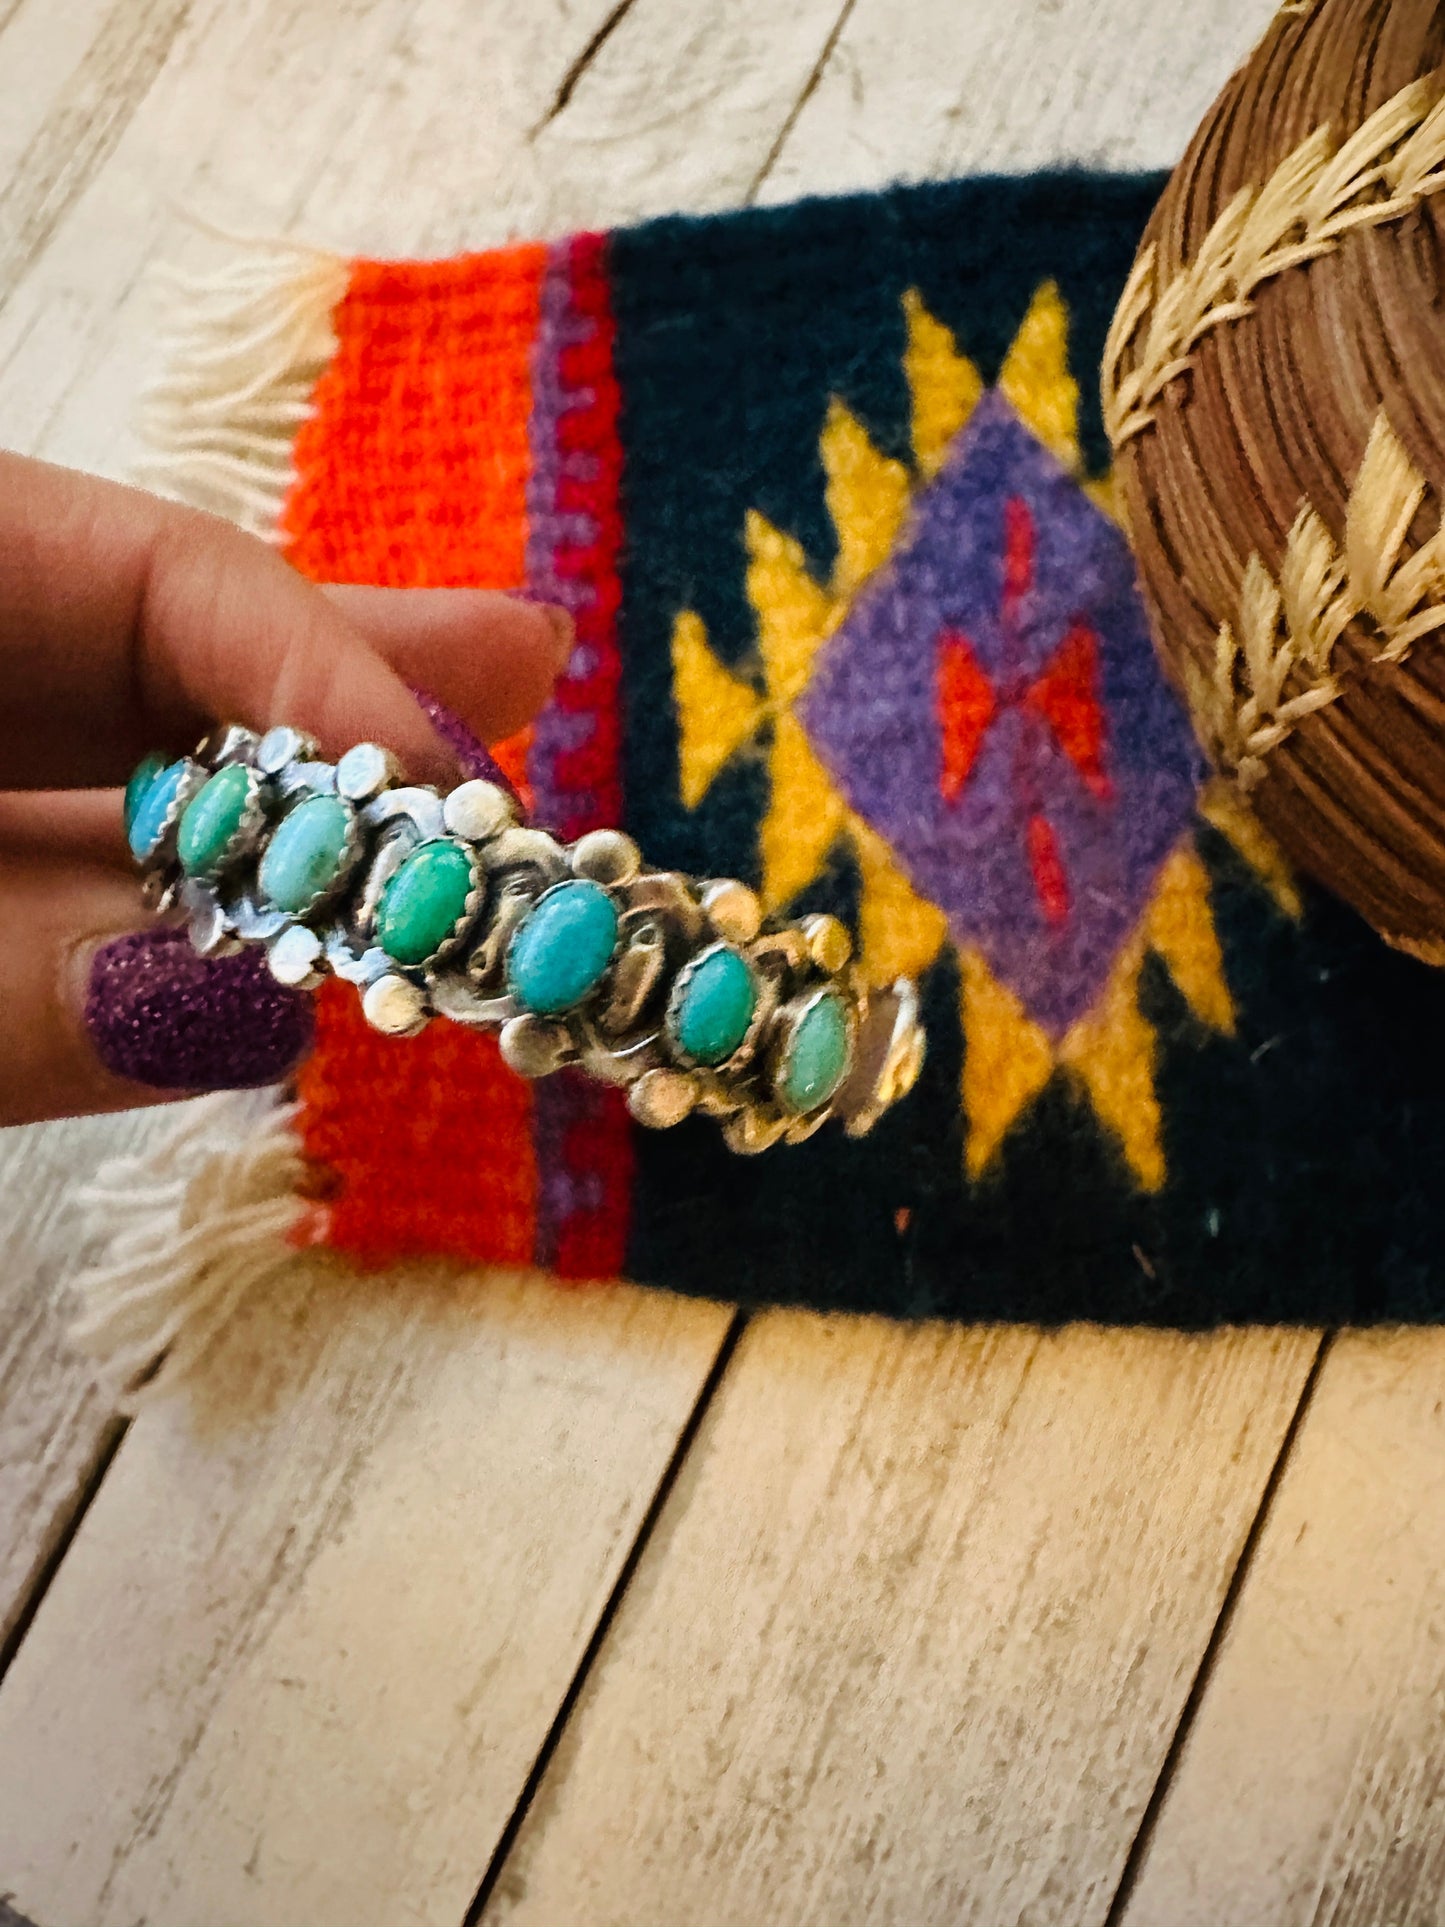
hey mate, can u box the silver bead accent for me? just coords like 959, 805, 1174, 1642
499, 1013, 573, 1078
443, 779, 516, 843
700, 878, 762, 943
571, 828, 641, 885
337, 742, 401, 802
362, 973, 428, 1036
267, 925, 325, 989
628, 1068, 698, 1129
256, 725, 318, 775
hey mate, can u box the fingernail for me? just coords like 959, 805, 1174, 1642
508, 589, 575, 664
85, 928, 314, 1092
540, 602, 575, 660
409, 687, 527, 813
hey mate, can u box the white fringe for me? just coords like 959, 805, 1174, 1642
134, 223, 350, 538
70, 1091, 311, 1409
70, 225, 351, 1407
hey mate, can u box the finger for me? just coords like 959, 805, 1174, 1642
0, 850, 312, 1127
0, 790, 128, 868
0, 452, 566, 790
323, 586, 572, 747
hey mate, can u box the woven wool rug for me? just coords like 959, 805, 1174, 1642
79, 172, 1445, 1396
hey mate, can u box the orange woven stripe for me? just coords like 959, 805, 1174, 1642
284, 248, 546, 587
285, 247, 547, 1264
298, 979, 538, 1264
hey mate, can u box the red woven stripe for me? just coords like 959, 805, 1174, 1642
545, 230, 632, 1278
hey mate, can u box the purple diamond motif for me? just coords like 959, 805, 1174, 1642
799, 390, 1204, 1036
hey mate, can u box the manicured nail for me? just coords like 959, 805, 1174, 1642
540, 602, 575, 659
85, 928, 314, 1092
410, 688, 527, 812
506, 589, 576, 665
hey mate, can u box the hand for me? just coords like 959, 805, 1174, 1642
0, 449, 572, 1127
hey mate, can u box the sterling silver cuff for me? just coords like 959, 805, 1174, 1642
124, 723, 926, 1153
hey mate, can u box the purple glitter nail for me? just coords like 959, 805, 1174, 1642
86, 928, 314, 1093
89, 694, 511, 1094
411, 687, 527, 814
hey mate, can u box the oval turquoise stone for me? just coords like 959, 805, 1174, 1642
126, 758, 190, 860
259, 794, 353, 915
123, 753, 166, 841
507, 879, 619, 1016
671, 945, 757, 1066
178, 762, 255, 878
376, 838, 477, 967
778, 991, 852, 1114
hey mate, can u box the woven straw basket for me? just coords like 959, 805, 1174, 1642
1107, 0, 1445, 956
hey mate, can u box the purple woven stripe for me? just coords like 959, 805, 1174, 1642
525, 241, 607, 841
523, 240, 620, 1270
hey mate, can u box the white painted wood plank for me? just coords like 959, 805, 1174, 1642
0, 1111, 165, 1650
0, 1264, 730, 1927
0, 0, 139, 192
758, 0, 1277, 204
1120, 1329, 1445, 1927
483, 1315, 1318, 1927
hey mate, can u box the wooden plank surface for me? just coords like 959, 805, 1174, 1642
760, 0, 1278, 199
0, 1264, 729, 1927
1119, 1328, 1445, 1927
481, 1316, 1318, 1927
0, 1111, 160, 1655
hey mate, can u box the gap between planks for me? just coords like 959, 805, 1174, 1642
474, 1314, 1321, 1927
1101, 1328, 1335, 1926
463, 1309, 750, 1927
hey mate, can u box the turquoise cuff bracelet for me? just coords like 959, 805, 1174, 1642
124, 724, 926, 1152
